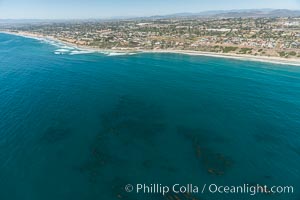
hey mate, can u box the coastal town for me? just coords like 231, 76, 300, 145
2, 17, 300, 59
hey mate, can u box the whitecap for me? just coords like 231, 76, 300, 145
55, 49, 70, 52
107, 52, 137, 56
60, 45, 75, 50
69, 50, 95, 55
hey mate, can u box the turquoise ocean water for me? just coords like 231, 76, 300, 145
0, 33, 300, 200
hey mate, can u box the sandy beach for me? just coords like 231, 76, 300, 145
2, 30, 300, 66
143, 50, 300, 66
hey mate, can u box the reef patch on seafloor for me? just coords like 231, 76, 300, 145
78, 95, 167, 184
177, 126, 233, 176
100, 95, 166, 141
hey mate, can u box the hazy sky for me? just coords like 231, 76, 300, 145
0, 0, 300, 19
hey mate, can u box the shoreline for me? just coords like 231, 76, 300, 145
142, 50, 300, 66
1, 30, 300, 66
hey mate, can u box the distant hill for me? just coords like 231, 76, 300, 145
148, 9, 300, 19
1, 9, 300, 24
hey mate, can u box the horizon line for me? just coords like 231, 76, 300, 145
1, 8, 299, 21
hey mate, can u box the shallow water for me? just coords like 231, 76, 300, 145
0, 33, 300, 200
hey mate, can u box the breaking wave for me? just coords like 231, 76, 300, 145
106, 52, 137, 56
30, 36, 137, 57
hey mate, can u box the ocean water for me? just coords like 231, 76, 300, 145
0, 33, 300, 200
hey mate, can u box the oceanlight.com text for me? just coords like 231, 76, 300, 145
124, 183, 294, 196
